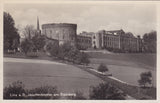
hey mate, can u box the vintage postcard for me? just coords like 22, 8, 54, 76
1, 0, 159, 103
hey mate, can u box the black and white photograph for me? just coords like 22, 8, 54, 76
2, 1, 158, 100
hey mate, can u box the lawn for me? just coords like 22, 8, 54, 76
3, 52, 157, 99
88, 52, 156, 70
3, 58, 104, 98
77, 65, 156, 99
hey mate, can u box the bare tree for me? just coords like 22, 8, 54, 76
23, 25, 36, 39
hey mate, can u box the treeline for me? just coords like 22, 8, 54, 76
143, 31, 157, 53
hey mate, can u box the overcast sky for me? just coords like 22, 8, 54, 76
4, 3, 157, 37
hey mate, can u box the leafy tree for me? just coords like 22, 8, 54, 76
21, 39, 35, 55
46, 41, 59, 57
46, 41, 90, 65
32, 35, 46, 51
67, 46, 79, 62
98, 63, 108, 73
12, 36, 20, 51
60, 42, 72, 58
89, 83, 126, 100
143, 31, 156, 53
138, 71, 152, 88
4, 12, 20, 51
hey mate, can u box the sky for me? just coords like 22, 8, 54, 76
4, 2, 157, 37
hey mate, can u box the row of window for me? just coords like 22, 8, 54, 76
103, 36, 119, 41
103, 41, 119, 48
77, 38, 91, 44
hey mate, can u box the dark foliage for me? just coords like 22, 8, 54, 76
45, 41, 59, 57
32, 35, 46, 51
4, 81, 25, 99
4, 12, 20, 51
21, 39, 35, 55
98, 63, 108, 73
4, 81, 59, 99
138, 71, 152, 88
89, 83, 126, 100
47, 42, 90, 65
143, 31, 156, 53
27, 85, 59, 99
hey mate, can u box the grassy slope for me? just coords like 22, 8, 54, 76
4, 52, 157, 99
88, 52, 156, 70
86, 52, 156, 99
4, 60, 103, 98
77, 65, 156, 99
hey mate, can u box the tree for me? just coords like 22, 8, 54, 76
45, 41, 59, 57
89, 83, 126, 100
12, 36, 20, 51
67, 46, 79, 62
23, 25, 36, 40
138, 71, 152, 88
21, 39, 35, 55
4, 12, 20, 51
143, 31, 156, 53
98, 63, 108, 73
32, 35, 46, 51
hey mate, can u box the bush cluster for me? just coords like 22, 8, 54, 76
46, 42, 90, 65
89, 83, 126, 100
20, 35, 46, 56
4, 81, 126, 100
4, 81, 59, 99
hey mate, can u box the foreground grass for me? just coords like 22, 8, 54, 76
76, 65, 156, 100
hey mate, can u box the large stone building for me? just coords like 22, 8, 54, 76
85, 29, 143, 52
77, 31, 93, 50
42, 23, 77, 45
40, 21, 142, 52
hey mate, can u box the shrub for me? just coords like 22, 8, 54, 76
89, 83, 126, 100
21, 39, 35, 55
138, 71, 152, 88
28, 85, 59, 99
98, 63, 108, 73
4, 81, 25, 99
45, 41, 59, 57
4, 81, 59, 99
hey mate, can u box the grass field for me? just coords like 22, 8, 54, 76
3, 52, 157, 99
88, 52, 156, 70
3, 58, 104, 98
87, 52, 156, 87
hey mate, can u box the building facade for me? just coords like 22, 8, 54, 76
93, 29, 143, 52
77, 35, 92, 50
42, 23, 77, 45
76, 31, 93, 50
41, 22, 142, 52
